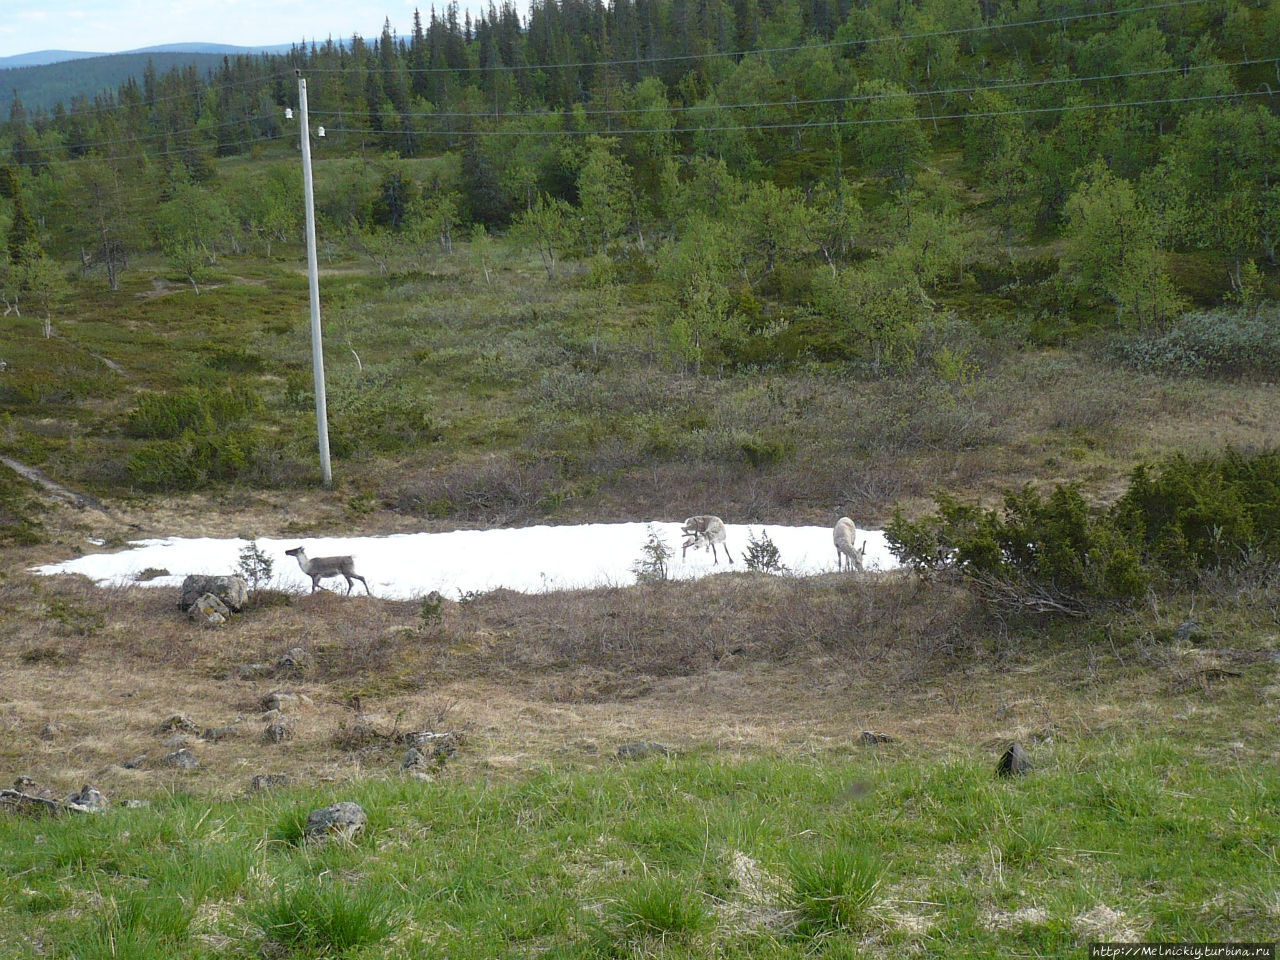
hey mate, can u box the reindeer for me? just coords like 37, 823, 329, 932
284, 546, 371, 596
833, 517, 866, 572
681, 515, 734, 564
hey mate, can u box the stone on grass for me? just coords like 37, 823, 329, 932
276, 647, 309, 672
157, 714, 199, 735
616, 741, 671, 760
304, 801, 366, 844
179, 575, 248, 613
404, 730, 459, 761
163, 748, 199, 770
251, 774, 292, 791
997, 742, 1033, 778
65, 785, 108, 812
232, 662, 272, 681
188, 593, 229, 626
860, 730, 894, 745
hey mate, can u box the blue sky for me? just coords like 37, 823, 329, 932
1, 0, 490, 59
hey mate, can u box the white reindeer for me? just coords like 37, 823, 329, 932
833, 517, 866, 572
681, 515, 734, 564
284, 546, 371, 595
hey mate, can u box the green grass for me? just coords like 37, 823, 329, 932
0, 738, 1275, 958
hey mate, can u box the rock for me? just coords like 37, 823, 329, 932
262, 691, 311, 712
163, 748, 199, 770
157, 714, 199, 735
65, 784, 108, 812
997, 742, 1033, 778
262, 722, 293, 744
403, 730, 459, 761
1173, 619, 1205, 643
616, 741, 671, 760
232, 662, 272, 680
188, 593, 230, 626
402, 746, 429, 772
859, 730, 894, 745
276, 647, 309, 672
179, 575, 248, 613
250, 774, 292, 791
304, 801, 366, 844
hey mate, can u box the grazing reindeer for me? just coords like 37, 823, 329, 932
284, 546, 371, 596
833, 517, 866, 572
681, 515, 734, 564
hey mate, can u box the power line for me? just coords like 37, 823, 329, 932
0, 0, 1256, 167
313, 87, 1275, 138
13, 49, 1265, 160
310, 56, 1274, 124
34, 69, 290, 121
299, 0, 1215, 76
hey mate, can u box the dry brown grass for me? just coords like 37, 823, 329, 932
8, 503, 1265, 809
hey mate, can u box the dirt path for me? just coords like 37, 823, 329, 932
0, 456, 110, 514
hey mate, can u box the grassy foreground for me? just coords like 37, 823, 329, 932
1, 736, 1275, 960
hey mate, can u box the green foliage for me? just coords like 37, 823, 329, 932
1060, 161, 1183, 328
1114, 450, 1280, 575
251, 880, 395, 953
633, 524, 673, 585
744, 528, 789, 573
127, 431, 256, 491
236, 539, 274, 591
598, 872, 711, 948
328, 384, 443, 458
891, 449, 1280, 613
783, 843, 883, 935
124, 385, 263, 440
811, 260, 935, 371
887, 484, 1147, 613
1117, 306, 1280, 378
738, 432, 788, 468
123, 383, 263, 489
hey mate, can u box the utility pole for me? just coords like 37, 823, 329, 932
297, 70, 332, 487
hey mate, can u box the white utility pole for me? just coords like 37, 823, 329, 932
297, 71, 332, 487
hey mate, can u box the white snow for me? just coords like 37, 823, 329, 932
31, 522, 900, 600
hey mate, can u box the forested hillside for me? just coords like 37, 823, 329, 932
0, 0, 1277, 516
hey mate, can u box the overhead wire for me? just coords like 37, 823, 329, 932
0, 0, 1268, 167
298, 0, 1217, 76
314, 87, 1277, 138
308, 56, 1276, 124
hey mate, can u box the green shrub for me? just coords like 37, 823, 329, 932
1113, 449, 1280, 574
738, 432, 788, 468
329, 388, 442, 458
744, 528, 789, 573
633, 525, 673, 585
126, 437, 204, 490
251, 881, 395, 953
203, 346, 266, 373
887, 485, 1148, 614
889, 449, 1280, 614
126, 430, 257, 491
783, 843, 883, 935
125, 385, 263, 439
1117, 307, 1280, 378
598, 872, 711, 947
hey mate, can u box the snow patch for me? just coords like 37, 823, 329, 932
32, 522, 900, 600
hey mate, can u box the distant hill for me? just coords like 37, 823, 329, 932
0, 44, 296, 113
